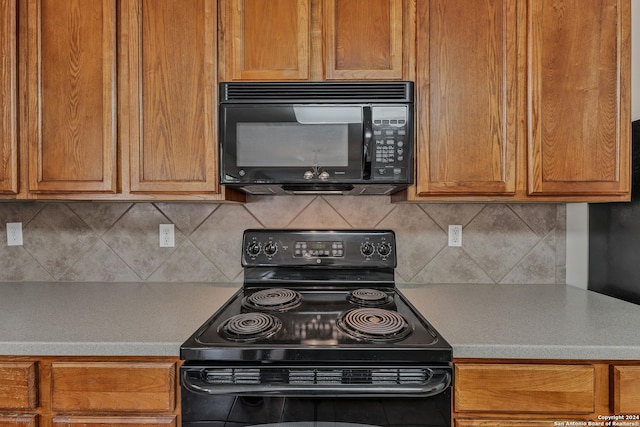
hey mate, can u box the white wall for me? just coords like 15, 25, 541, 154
567, 2, 639, 289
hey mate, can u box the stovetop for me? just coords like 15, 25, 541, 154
180, 230, 452, 364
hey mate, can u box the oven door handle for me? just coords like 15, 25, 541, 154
182, 369, 451, 397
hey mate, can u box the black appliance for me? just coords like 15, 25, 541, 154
219, 81, 414, 195
180, 229, 452, 427
589, 120, 640, 305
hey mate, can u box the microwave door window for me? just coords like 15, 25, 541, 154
236, 123, 349, 168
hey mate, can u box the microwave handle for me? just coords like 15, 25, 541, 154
363, 106, 373, 179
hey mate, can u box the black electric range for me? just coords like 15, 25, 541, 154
180, 229, 452, 427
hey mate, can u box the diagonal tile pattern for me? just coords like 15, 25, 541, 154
0, 198, 566, 285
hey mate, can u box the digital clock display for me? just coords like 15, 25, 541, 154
294, 240, 344, 258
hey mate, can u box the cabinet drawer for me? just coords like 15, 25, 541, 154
52, 416, 176, 427
611, 365, 640, 413
0, 362, 38, 410
0, 415, 38, 427
455, 420, 584, 427
50, 362, 176, 412
455, 364, 595, 413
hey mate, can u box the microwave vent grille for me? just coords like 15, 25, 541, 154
221, 82, 413, 103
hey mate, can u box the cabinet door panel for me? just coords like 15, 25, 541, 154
456, 421, 587, 427
611, 365, 640, 414
221, 0, 310, 80
0, 0, 18, 194
0, 415, 38, 427
0, 362, 38, 410
52, 416, 176, 427
121, 0, 218, 193
324, 0, 403, 79
527, 0, 630, 196
416, 0, 516, 195
26, 0, 117, 193
50, 362, 176, 412
455, 364, 595, 413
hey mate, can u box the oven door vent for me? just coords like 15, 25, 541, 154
186, 366, 451, 397
204, 367, 432, 386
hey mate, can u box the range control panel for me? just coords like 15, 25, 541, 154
242, 229, 396, 268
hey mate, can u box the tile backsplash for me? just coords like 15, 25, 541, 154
0, 197, 566, 285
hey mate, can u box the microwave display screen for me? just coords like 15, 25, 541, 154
236, 123, 349, 167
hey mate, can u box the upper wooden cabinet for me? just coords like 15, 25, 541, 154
526, 0, 630, 198
25, 0, 118, 194
395, 0, 631, 202
414, 0, 517, 196
119, 0, 219, 194
19, 0, 236, 200
0, 0, 18, 195
219, 0, 411, 81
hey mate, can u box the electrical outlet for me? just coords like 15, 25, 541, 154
159, 224, 175, 247
448, 225, 462, 247
7, 222, 23, 246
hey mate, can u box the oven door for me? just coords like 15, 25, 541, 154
181, 364, 452, 427
220, 104, 368, 184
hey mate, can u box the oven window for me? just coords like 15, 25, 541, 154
181, 394, 451, 427
236, 123, 349, 167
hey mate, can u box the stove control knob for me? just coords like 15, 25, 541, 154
264, 242, 278, 256
246, 241, 261, 256
360, 242, 375, 257
377, 242, 392, 257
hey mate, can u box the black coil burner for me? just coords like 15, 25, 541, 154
337, 307, 412, 343
347, 288, 393, 307
242, 288, 302, 312
218, 313, 282, 342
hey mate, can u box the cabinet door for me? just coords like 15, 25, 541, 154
455, 364, 595, 413
611, 365, 640, 414
324, 0, 404, 80
455, 421, 586, 427
50, 362, 176, 412
0, 415, 37, 427
0, 362, 38, 410
120, 0, 218, 194
0, 0, 18, 194
52, 416, 176, 427
26, 0, 117, 194
220, 0, 310, 81
527, 0, 630, 197
415, 0, 517, 196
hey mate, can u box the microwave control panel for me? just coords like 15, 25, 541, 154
370, 106, 411, 181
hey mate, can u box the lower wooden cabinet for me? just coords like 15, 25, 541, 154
611, 365, 640, 414
453, 360, 640, 426
0, 357, 179, 427
0, 362, 38, 410
0, 415, 38, 427
51, 416, 176, 427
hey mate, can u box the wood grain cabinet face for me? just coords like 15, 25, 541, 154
455, 420, 587, 427
611, 365, 640, 414
0, 362, 38, 410
220, 0, 407, 81
51, 416, 176, 427
0, 0, 18, 195
455, 364, 596, 414
527, 0, 630, 197
50, 362, 176, 412
415, 0, 516, 196
324, 0, 404, 80
220, 0, 311, 80
0, 415, 38, 427
120, 0, 218, 193
26, 0, 117, 194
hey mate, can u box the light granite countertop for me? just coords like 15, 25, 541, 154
1, 282, 639, 360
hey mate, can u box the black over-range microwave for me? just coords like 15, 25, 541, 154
219, 81, 414, 195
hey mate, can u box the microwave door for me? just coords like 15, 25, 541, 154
221, 105, 365, 184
